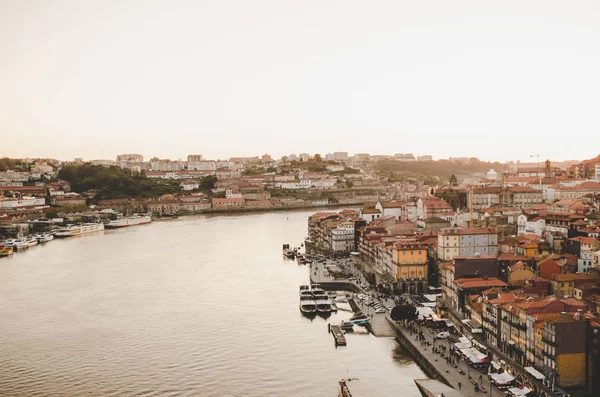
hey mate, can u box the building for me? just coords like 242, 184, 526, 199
180, 180, 199, 191
187, 154, 203, 162
331, 222, 355, 253
333, 152, 349, 161
211, 197, 245, 210
417, 155, 433, 161
437, 227, 499, 261
393, 241, 428, 294
507, 262, 536, 286
542, 312, 588, 388
116, 154, 143, 162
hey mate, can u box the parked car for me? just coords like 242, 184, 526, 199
436, 332, 450, 339
375, 308, 386, 314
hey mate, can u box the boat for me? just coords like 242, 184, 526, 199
14, 237, 38, 250
299, 291, 317, 314
0, 246, 14, 257
297, 255, 306, 264
312, 285, 332, 313
349, 311, 369, 325
338, 378, 382, 397
299, 284, 310, 294
34, 233, 54, 243
339, 321, 355, 332
1, 239, 19, 248
105, 214, 152, 229
282, 244, 295, 259
53, 223, 105, 238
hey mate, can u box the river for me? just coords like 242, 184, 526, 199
0, 209, 426, 396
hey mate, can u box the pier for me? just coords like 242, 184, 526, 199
328, 324, 347, 346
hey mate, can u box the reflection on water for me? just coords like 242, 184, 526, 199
0, 210, 425, 396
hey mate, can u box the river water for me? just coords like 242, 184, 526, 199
0, 209, 425, 396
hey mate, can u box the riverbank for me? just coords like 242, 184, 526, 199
199, 202, 364, 215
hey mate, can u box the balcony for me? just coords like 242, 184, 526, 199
541, 349, 555, 359
542, 336, 556, 347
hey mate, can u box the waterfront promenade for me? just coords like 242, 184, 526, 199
309, 257, 506, 396
389, 319, 505, 397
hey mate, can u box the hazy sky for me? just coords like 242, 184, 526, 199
2, 1, 600, 162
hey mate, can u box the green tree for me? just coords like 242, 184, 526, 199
199, 175, 217, 191
449, 174, 458, 186
390, 304, 418, 323
313, 153, 322, 162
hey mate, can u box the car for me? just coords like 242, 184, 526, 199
386, 305, 394, 312
375, 308, 386, 314
436, 332, 450, 339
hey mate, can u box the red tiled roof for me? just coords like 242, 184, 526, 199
454, 277, 508, 289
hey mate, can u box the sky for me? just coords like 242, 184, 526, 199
1, 0, 600, 163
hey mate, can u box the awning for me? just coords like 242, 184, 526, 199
491, 361, 501, 370
491, 372, 515, 385
508, 386, 531, 396
525, 367, 545, 380
508, 340, 516, 345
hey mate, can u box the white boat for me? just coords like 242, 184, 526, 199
105, 215, 152, 229
34, 233, 54, 243
1, 239, 19, 248
299, 290, 317, 314
312, 285, 332, 313
53, 223, 105, 238
14, 237, 37, 250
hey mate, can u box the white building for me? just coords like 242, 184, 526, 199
0, 197, 46, 209
181, 180, 199, 191
225, 189, 243, 198
579, 250, 594, 273
486, 169, 499, 180
333, 152, 349, 161
150, 161, 185, 171
331, 222, 355, 252
596, 164, 600, 181
188, 161, 216, 171
299, 153, 310, 162
311, 179, 336, 189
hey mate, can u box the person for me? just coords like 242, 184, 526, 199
458, 382, 461, 390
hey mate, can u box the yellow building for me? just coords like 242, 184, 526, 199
550, 273, 593, 297
393, 241, 428, 294
507, 261, 535, 286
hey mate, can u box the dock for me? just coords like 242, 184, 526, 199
328, 324, 347, 346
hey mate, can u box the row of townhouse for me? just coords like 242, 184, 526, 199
471, 186, 544, 210
480, 292, 594, 389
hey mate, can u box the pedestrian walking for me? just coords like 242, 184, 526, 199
458, 382, 461, 390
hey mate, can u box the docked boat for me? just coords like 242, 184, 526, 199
283, 244, 296, 259
105, 214, 152, 229
339, 321, 355, 332
299, 291, 317, 314
0, 246, 14, 257
53, 223, 105, 238
296, 255, 306, 264
34, 233, 54, 243
14, 237, 38, 250
1, 239, 19, 248
312, 285, 332, 313
349, 311, 369, 325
